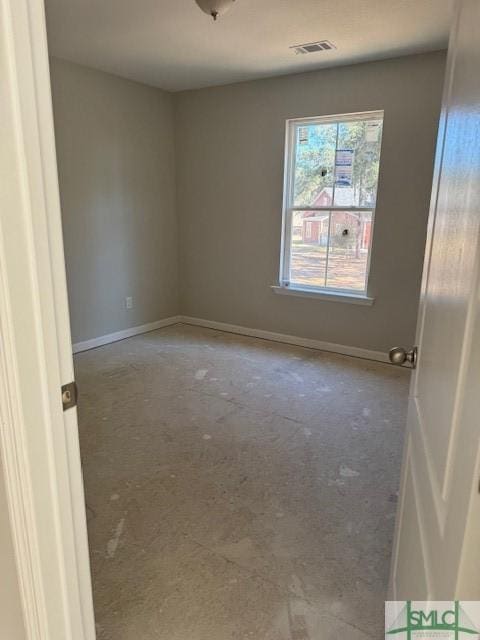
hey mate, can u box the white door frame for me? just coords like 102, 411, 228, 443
0, 0, 95, 638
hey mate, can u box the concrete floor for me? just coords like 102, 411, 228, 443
75, 324, 409, 640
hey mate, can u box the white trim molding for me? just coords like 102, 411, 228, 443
0, 257, 46, 640
74, 314, 392, 364
72, 316, 182, 353
271, 285, 375, 305
179, 316, 390, 363
0, 0, 97, 637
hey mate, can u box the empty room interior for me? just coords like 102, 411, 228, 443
43, 1, 452, 638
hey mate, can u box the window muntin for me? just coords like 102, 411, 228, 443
281, 111, 383, 295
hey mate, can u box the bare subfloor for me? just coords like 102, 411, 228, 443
75, 324, 409, 640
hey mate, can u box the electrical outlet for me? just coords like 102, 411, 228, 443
125, 296, 133, 310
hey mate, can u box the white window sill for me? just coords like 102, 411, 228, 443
271, 285, 375, 306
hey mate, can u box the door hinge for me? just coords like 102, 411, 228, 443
61, 381, 78, 411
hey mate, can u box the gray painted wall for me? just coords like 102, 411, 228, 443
0, 457, 26, 640
50, 58, 178, 344
51, 53, 445, 353
175, 52, 445, 352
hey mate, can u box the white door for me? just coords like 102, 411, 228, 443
390, 0, 480, 600
0, 0, 95, 638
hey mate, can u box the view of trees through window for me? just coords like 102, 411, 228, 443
282, 113, 383, 293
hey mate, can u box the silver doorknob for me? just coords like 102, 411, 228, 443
389, 346, 418, 368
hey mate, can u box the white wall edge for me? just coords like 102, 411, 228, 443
179, 315, 391, 364
72, 316, 182, 353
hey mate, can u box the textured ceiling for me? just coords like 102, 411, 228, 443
45, 0, 453, 92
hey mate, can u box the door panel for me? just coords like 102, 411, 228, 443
416, 18, 480, 488
391, 0, 480, 601
394, 449, 430, 599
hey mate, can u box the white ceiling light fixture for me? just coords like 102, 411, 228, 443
195, 0, 236, 21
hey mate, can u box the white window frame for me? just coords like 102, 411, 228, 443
278, 110, 384, 301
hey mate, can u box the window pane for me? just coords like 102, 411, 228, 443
289, 210, 329, 287
333, 119, 383, 207
283, 112, 383, 294
293, 123, 337, 207
325, 211, 372, 291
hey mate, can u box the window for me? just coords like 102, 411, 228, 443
279, 111, 383, 297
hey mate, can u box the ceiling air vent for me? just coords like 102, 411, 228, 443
290, 40, 336, 55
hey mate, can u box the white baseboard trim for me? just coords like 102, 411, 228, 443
72, 316, 182, 353
179, 315, 390, 364
72, 314, 391, 364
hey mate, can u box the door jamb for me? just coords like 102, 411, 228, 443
0, 0, 95, 638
